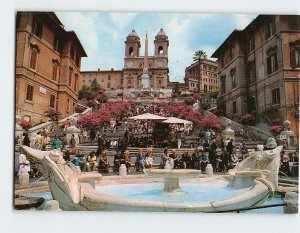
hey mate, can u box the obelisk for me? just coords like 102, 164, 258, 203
140, 33, 150, 88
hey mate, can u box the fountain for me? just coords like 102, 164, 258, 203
20, 143, 283, 212
145, 169, 202, 192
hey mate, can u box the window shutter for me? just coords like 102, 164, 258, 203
290, 47, 296, 68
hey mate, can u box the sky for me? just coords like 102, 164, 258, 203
56, 12, 257, 82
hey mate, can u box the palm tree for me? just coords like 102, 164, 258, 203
193, 50, 207, 94
193, 50, 207, 62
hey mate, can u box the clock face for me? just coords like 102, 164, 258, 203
127, 61, 134, 68
157, 60, 164, 68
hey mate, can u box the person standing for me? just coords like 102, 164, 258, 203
176, 130, 182, 149
42, 134, 50, 151
90, 129, 96, 146
239, 141, 248, 160
51, 135, 62, 150
226, 138, 234, 166
22, 132, 30, 147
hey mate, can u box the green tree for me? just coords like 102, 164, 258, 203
193, 50, 207, 62
90, 78, 101, 93
78, 84, 92, 100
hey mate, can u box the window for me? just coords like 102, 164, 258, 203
158, 80, 162, 84
204, 84, 207, 92
247, 61, 256, 84
74, 73, 78, 91
32, 17, 43, 38
267, 53, 278, 74
68, 68, 73, 86
230, 68, 236, 88
53, 36, 61, 53
70, 46, 75, 60
265, 17, 276, 39
26, 84, 34, 101
67, 98, 70, 111
230, 47, 235, 60
50, 94, 55, 108
247, 35, 255, 53
108, 75, 111, 80
233, 101, 237, 114
52, 59, 59, 81
158, 46, 164, 54
128, 79, 131, 84
75, 54, 80, 68
129, 47, 134, 56
272, 88, 280, 105
29, 43, 40, 70
30, 48, 38, 69
290, 41, 300, 68
107, 82, 111, 88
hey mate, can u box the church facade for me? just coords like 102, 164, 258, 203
79, 29, 170, 91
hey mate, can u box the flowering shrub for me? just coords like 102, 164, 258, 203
184, 96, 196, 106
20, 119, 32, 130
94, 90, 108, 103
200, 114, 222, 130
44, 108, 62, 121
87, 99, 97, 107
75, 105, 86, 113
271, 125, 284, 135
78, 113, 101, 129
200, 102, 212, 110
239, 114, 256, 125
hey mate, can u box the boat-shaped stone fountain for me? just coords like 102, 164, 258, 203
21, 145, 283, 212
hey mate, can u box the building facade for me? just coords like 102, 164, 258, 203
212, 15, 300, 135
185, 59, 219, 94
15, 12, 87, 125
79, 28, 169, 91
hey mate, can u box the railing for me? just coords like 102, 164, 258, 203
27, 107, 92, 134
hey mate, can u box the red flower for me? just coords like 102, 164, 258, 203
75, 105, 86, 113
44, 108, 62, 121
239, 114, 256, 125
271, 125, 284, 135
20, 119, 32, 130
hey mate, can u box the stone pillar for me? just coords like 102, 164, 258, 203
222, 119, 235, 144
283, 192, 298, 214
280, 120, 295, 149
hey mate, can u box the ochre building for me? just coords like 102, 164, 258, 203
212, 15, 300, 136
185, 59, 219, 93
16, 12, 87, 125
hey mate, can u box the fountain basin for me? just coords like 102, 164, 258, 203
85, 176, 270, 212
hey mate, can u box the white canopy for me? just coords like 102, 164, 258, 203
129, 113, 167, 121
162, 117, 192, 125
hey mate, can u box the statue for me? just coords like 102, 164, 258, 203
283, 120, 291, 131
222, 119, 235, 143
265, 137, 277, 149
18, 153, 30, 188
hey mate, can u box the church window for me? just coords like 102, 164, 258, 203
158, 46, 164, 54
129, 47, 134, 56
